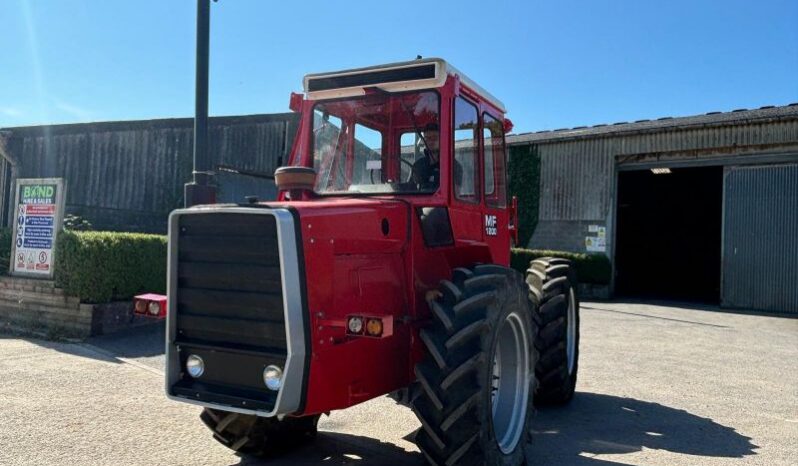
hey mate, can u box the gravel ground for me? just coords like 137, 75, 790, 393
0, 301, 796, 466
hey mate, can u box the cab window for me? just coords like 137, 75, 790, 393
311, 91, 440, 194
453, 97, 479, 203
313, 112, 348, 192
353, 123, 382, 185
483, 113, 507, 207
400, 132, 422, 182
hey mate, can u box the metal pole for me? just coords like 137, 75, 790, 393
185, 0, 216, 207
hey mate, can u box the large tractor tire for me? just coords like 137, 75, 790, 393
526, 258, 580, 406
412, 264, 538, 466
200, 408, 319, 457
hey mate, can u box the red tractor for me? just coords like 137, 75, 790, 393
162, 58, 580, 465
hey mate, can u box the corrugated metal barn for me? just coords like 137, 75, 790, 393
507, 104, 798, 313
0, 113, 298, 233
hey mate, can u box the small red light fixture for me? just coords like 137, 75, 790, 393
133, 293, 167, 318
346, 315, 393, 339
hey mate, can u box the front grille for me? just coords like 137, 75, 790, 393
171, 211, 288, 408
175, 212, 285, 351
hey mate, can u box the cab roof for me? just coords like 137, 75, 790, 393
303, 57, 506, 113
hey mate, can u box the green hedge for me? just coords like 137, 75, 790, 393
0, 228, 11, 274
54, 230, 167, 303
511, 248, 612, 285
508, 144, 541, 248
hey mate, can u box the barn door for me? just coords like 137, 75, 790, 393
722, 163, 798, 313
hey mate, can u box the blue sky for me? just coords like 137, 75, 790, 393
2, 0, 797, 134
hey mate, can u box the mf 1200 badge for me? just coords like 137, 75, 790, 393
485, 214, 498, 236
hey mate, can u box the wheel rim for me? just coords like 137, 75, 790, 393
566, 287, 577, 375
490, 311, 531, 454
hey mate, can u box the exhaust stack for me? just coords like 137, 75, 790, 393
185, 0, 216, 207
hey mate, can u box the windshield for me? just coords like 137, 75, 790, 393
311, 91, 440, 195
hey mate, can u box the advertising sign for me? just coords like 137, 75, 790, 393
585, 224, 607, 253
10, 178, 66, 278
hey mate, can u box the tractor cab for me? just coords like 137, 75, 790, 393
280, 58, 518, 251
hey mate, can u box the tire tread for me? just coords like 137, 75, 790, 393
526, 258, 580, 406
412, 264, 537, 465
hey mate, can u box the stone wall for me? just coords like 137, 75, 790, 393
0, 276, 156, 339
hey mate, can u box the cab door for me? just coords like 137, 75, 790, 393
481, 112, 511, 265
448, 96, 484, 242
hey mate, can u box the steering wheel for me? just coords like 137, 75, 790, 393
370, 157, 416, 184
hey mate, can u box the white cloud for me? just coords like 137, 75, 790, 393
52, 98, 93, 121
0, 107, 22, 118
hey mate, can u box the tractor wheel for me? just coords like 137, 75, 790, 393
199, 408, 319, 457
412, 264, 537, 466
526, 258, 580, 405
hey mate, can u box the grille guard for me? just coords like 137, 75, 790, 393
164, 206, 308, 418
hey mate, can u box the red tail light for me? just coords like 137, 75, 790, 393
133, 293, 167, 318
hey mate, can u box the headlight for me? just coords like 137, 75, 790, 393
263, 365, 283, 391
147, 301, 161, 315
186, 354, 204, 378
347, 316, 364, 334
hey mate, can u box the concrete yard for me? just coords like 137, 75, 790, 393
0, 302, 796, 465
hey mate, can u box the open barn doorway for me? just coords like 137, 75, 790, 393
614, 165, 723, 303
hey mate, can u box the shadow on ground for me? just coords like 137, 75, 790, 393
87, 321, 165, 359
1, 321, 165, 367
232, 431, 421, 466
529, 392, 758, 465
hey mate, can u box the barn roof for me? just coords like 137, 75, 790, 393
507, 103, 798, 145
